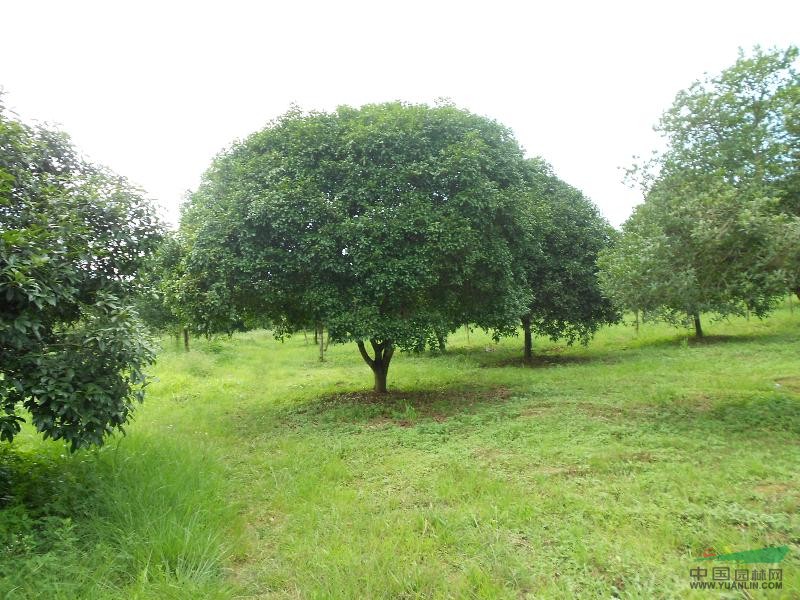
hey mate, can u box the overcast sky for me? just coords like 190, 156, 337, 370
2, 0, 798, 226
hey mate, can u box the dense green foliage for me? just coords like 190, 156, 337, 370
3, 306, 798, 598
0, 101, 161, 449
135, 232, 184, 334
600, 46, 800, 334
517, 160, 618, 358
181, 102, 532, 391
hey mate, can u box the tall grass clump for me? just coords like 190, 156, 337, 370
0, 431, 237, 599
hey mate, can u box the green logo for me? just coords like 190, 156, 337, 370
699, 546, 789, 563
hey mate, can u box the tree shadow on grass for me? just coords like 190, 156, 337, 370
297, 386, 516, 423
0, 444, 101, 516
492, 354, 604, 369
641, 329, 793, 350
444, 343, 619, 370
577, 393, 800, 438
241, 385, 521, 431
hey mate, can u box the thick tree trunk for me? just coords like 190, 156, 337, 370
693, 313, 703, 338
373, 367, 388, 394
357, 339, 394, 393
183, 327, 190, 351
314, 327, 318, 345
522, 315, 533, 361
795, 288, 800, 302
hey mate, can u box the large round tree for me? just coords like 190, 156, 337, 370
181, 102, 530, 391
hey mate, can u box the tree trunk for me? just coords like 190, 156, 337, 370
304, 330, 308, 345
634, 310, 640, 335
795, 288, 800, 303
357, 339, 394, 393
693, 313, 703, 338
314, 327, 318, 345
183, 327, 190, 351
373, 366, 388, 394
522, 315, 533, 361
436, 332, 446, 353
319, 324, 325, 362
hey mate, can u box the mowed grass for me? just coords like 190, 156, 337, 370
2, 301, 799, 598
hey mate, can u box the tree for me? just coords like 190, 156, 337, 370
0, 99, 162, 450
516, 160, 619, 360
135, 231, 194, 350
600, 46, 800, 335
181, 102, 530, 392
599, 179, 792, 336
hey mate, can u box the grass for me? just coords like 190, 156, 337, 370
1, 300, 799, 598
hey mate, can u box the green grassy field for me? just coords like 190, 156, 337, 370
2, 302, 799, 598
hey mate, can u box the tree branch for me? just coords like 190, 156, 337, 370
383, 341, 394, 364
370, 339, 385, 362
356, 340, 375, 368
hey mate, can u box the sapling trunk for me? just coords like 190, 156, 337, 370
436, 333, 446, 353
522, 315, 533, 361
693, 313, 703, 338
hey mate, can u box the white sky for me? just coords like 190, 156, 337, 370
1, 0, 798, 227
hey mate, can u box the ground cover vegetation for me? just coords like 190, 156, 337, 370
1, 309, 798, 598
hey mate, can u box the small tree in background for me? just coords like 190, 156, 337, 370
135, 231, 193, 350
0, 100, 162, 449
598, 180, 791, 336
515, 160, 619, 359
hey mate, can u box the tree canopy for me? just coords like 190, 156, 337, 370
599, 46, 800, 334
180, 102, 532, 391
0, 100, 162, 449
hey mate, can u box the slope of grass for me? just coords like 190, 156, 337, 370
2, 302, 799, 598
